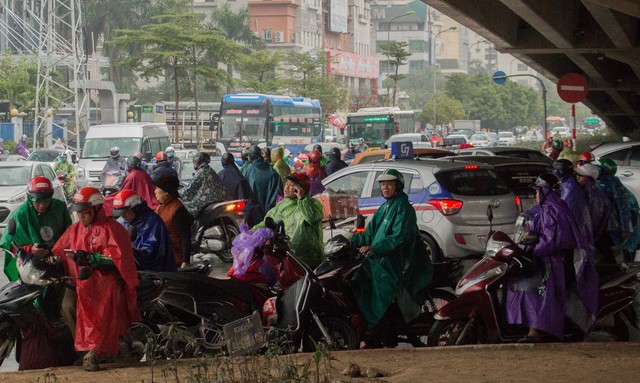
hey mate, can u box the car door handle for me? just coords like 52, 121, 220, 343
620, 170, 634, 177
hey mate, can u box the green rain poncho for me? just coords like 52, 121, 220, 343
350, 191, 433, 326
271, 146, 292, 186
254, 196, 324, 268
1, 199, 72, 281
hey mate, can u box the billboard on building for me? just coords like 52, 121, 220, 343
326, 49, 380, 79
329, 0, 348, 34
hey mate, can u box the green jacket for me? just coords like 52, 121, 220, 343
350, 192, 433, 326
53, 160, 77, 194
254, 195, 324, 268
1, 199, 72, 281
271, 146, 292, 186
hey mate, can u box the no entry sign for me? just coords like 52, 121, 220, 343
557, 73, 589, 103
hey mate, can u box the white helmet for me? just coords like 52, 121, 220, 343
575, 162, 600, 180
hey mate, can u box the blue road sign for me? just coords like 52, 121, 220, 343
492, 71, 507, 85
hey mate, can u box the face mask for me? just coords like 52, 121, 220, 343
60, 157, 66, 162
167, 153, 174, 159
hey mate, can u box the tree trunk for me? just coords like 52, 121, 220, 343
226, 63, 233, 94
392, 63, 400, 107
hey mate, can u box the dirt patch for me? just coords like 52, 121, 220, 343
2, 342, 639, 382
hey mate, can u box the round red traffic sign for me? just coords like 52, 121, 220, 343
557, 73, 589, 103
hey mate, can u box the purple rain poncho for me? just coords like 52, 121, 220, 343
559, 175, 593, 242
506, 189, 598, 339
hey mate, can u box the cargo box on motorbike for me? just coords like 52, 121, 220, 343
315, 189, 359, 221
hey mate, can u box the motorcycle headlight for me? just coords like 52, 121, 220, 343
77, 167, 85, 180
485, 239, 506, 258
16, 258, 50, 286
323, 241, 346, 256
7, 192, 26, 204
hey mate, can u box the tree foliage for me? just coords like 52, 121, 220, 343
236, 50, 285, 94
110, 4, 238, 140
419, 95, 465, 126
0, 54, 37, 112
379, 41, 411, 106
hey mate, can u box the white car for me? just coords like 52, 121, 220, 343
469, 133, 491, 147
0, 161, 66, 234
520, 130, 544, 142
591, 141, 640, 201
551, 126, 572, 139
498, 132, 517, 146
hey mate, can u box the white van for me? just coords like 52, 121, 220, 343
76, 123, 171, 187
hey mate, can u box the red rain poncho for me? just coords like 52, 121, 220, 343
52, 208, 140, 356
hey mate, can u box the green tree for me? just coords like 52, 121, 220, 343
0, 54, 37, 112
396, 67, 434, 110
111, 5, 238, 141
379, 41, 411, 106
285, 50, 350, 117
236, 50, 285, 93
419, 95, 464, 127
209, 4, 262, 93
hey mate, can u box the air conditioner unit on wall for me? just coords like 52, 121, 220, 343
274, 31, 285, 43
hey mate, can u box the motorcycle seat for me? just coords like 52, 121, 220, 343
596, 263, 624, 286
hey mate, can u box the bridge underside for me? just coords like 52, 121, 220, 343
424, 0, 640, 136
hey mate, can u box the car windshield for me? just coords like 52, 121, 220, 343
0, 166, 31, 186
471, 134, 487, 140
28, 151, 60, 162
82, 138, 141, 158
435, 168, 510, 196
498, 132, 514, 138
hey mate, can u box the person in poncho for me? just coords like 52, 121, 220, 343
253, 171, 324, 269
0, 177, 74, 370
348, 169, 433, 348
181, 152, 230, 219
506, 173, 598, 342
242, 145, 281, 221
52, 187, 140, 372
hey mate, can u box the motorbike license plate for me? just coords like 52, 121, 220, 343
223, 312, 266, 356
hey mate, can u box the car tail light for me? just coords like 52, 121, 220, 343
454, 234, 466, 245
428, 199, 463, 215
464, 165, 479, 170
226, 200, 245, 213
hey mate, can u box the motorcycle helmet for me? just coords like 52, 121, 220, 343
575, 162, 600, 180
285, 172, 311, 195
304, 163, 320, 178
308, 150, 322, 164
27, 176, 54, 201
71, 187, 104, 212
312, 144, 323, 153
134, 151, 143, 159
598, 157, 618, 176
376, 168, 405, 191
112, 189, 143, 217
330, 147, 341, 160
193, 152, 211, 169
127, 155, 142, 170
155, 151, 167, 162
221, 152, 235, 166
552, 159, 574, 177
577, 151, 594, 166
552, 140, 563, 150
110, 146, 120, 158
165, 146, 176, 159
531, 172, 561, 191
246, 145, 262, 162
262, 147, 271, 160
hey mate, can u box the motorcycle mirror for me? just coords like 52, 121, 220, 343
78, 266, 92, 281
275, 220, 286, 236
7, 219, 16, 236
328, 215, 336, 230
127, 225, 138, 242
356, 214, 366, 230
265, 216, 276, 230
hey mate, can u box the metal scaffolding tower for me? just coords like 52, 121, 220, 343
0, 0, 88, 153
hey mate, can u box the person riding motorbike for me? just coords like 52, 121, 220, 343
53, 152, 77, 196
348, 169, 433, 348
505, 173, 598, 342
120, 155, 159, 210
552, 159, 593, 241
241, 145, 281, 222
15, 134, 29, 158
112, 189, 177, 272
52, 187, 140, 371
558, 139, 579, 165
165, 146, 181, 175
100, 147, 128, 186
153, 174, 193, 268
0, 138, 9, 155
180, 151, 230, 219
548, 139, 563, 160
271, 146, 292, 186
133, 151, 149, 173
218, 153, 261, 226
326, 147, 348, 176
151, 151, 178, 179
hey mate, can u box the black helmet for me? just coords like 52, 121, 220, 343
110, 146, 120, 158
246, 145, 262, 162
221, 152, 235, 166
193, 152, 210, 169
262, 147, 271, 158
313, 144, 323, 152
552, 159, 574, 177
127, 155, 142, 170
330, 147, 341, 160
531, 172, 560, 191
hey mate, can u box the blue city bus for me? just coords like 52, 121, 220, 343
216, 94, 322, 161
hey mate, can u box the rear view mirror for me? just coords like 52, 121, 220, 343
7, 219, 16, 236
356, 214, 366, 231
265, 216, 276, 230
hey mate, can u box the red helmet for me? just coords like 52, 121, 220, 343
285, 172, 311, 194
578, 151, 594, 162
304, 163, 320, 178
294, 160, 304, 171
112, 189, 143, 217
155, 151, 167, 162
71, 187, 104, 212
308, 150, 322, 163
27, 177, 54, 201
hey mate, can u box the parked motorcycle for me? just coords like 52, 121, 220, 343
190, 200, 245, 263
316, 231, 460, 347
427, 229, 640, 346
0, 220, 75, 368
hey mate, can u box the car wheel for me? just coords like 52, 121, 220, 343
420, 232, 442, 263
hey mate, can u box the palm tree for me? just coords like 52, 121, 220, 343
208, 4, 262, 94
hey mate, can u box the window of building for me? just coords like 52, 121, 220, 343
409, 60, 426, 72
409, 40, 426, 53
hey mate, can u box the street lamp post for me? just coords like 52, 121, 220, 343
385, 10, 415, 106
432, 26, 456, 136
466, 39, 487, 73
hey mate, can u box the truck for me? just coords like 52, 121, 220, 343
451, 120, 481, 138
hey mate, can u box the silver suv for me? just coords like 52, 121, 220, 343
322, 159, 520, 261
591, 141, 640, 200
